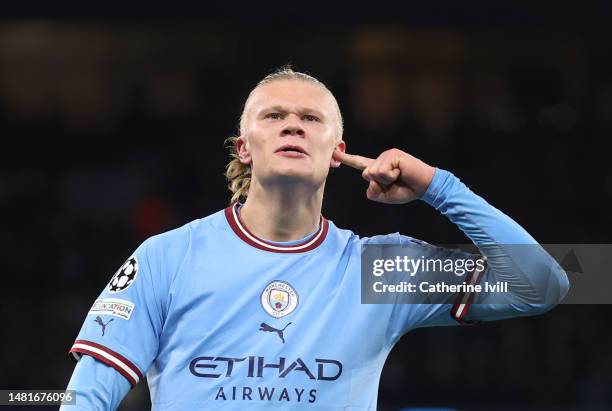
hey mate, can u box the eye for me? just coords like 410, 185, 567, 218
303, 114, 320, 122
264, 112, 283, 120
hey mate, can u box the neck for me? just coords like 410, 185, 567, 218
239, 177, 324, 242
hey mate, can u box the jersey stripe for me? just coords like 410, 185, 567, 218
225, 203, 329, 253
451, 261, 487, 323
69, 339, 143, 387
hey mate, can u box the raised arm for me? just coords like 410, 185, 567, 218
335, 147, 569, 321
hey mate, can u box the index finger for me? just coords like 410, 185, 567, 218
334, 150, 374, 171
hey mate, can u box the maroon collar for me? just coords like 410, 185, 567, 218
224, 203, 329, 253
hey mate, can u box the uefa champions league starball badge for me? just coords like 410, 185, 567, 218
108, 257, 139, 293
261, 281, 299, 318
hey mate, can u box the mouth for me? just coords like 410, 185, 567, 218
275, 144, 309, 158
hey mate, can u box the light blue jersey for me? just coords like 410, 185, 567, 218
64, 169, 569, 410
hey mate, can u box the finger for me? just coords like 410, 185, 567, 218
334, 150, 374, 171
367, 151, 401, 178
361, 167, 386, 186
366, 180, 384, 201
362, 168, 371, 182
369, 167, 400, 185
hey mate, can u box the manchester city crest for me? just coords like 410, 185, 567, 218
260, 281, 299, 318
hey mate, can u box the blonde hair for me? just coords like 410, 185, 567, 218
224, 66, 343, 204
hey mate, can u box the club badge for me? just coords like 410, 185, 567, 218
260, 281, 299, 318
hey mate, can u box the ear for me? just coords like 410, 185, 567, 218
235, 136, 252, 165
330, 140, 346, 168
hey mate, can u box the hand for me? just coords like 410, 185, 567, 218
333, 148, 436, 204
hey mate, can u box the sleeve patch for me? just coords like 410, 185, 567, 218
88, 298, 135, 320
108, 257, 139, 293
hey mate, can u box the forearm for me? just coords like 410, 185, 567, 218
60, 355, 131, 411
421, 168, 569, 319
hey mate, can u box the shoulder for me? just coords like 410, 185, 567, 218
139, 208, 226, 269
326, 219, 429, 247
144, 209, 225, 248
324, 219, 359, 248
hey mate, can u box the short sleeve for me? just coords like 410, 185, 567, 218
68, 238, 166, 388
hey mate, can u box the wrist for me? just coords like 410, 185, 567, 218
420, 167, 451, 205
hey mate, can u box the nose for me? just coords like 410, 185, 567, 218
281, 116, 305, 137
282, 126, 304, 137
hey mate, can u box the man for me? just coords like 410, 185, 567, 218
62, 67, 569, 410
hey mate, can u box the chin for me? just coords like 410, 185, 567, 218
269, 166, 321, 185
270, 158, 309, 174
276, 167, 313, 179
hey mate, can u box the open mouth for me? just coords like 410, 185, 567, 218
275, 145, 308, 156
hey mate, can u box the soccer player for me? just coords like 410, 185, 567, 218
61, 67, 569, 410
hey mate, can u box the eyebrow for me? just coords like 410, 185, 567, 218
259, 105, 326, 119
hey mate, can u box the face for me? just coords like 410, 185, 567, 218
236, 79, 345, 189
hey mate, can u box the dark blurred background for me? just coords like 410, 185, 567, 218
2, 1, 612, 410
